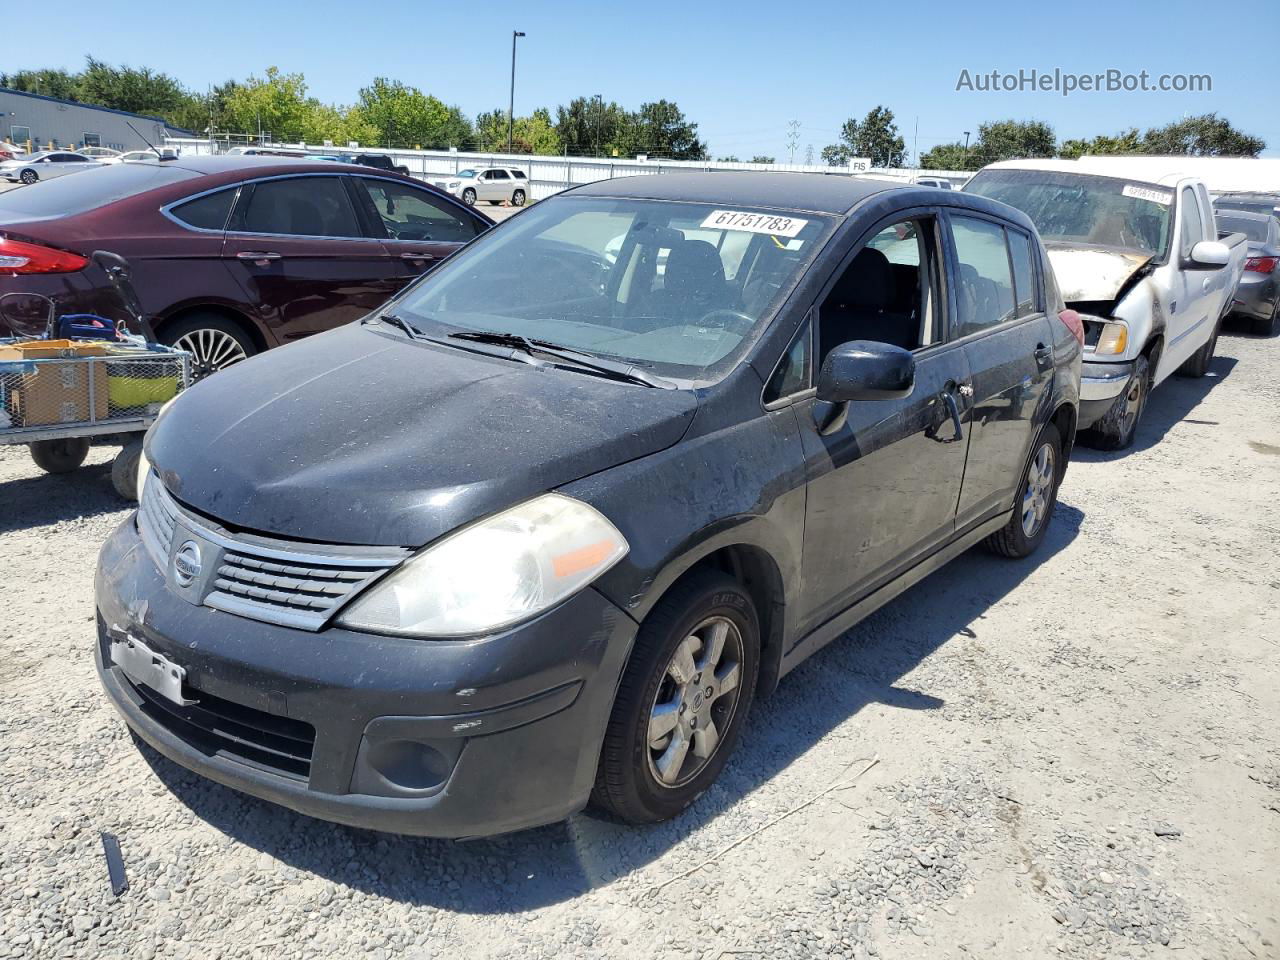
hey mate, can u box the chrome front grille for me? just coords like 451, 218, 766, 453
136, 471, 409, 631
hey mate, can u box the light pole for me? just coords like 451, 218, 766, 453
508, 31, 526, 153
963, 130, 970, 151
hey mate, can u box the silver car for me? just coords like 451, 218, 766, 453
0, 150, 107, 184
1217, 209, 1279, 336
430, 167, 529, 207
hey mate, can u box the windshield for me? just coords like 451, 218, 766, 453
391, 196, 833, 380
966, 169, 1172, 257
455, 169, 477, 179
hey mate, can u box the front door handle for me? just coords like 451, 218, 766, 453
236, 251, 282, 263
1034, 343, 1053, 371
927, 387, 965, 444
399, 252, 437, 262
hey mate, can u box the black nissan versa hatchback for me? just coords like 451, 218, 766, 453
96, 172, 1082, 837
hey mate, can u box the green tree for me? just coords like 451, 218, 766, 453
78, 57, 191, 117
221, 67, 325, 143
351, 78, 457, 148
1141, 113, 1264, 157
822, 107, 905, 167
717, 155, 741, 162
475, 107, 561, 154
971, 119, 1056, 166
751, 154, 776, 164
1058, 128, 1143, 159
920, 142, 980, 171
0, 68, 80, 100
555, 97, 629, 156
619, 100, 706, 160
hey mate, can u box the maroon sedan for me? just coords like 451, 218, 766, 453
0, 156, 493, 377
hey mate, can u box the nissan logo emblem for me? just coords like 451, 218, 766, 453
173, 540, 202, 587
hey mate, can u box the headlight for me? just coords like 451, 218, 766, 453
337, 493, 628, 637
1094, 321, 1129, 356
448, 181, 460, 189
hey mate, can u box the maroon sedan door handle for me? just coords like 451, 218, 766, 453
399, 252, 437, 262
236, 251, 282, 264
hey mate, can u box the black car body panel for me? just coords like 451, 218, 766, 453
99, 172, 1081, 837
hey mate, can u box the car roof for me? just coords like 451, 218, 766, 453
566, 171, 906, 215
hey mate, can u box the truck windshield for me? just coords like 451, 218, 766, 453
392, 196, 833, 380
966, 169, 1172, 257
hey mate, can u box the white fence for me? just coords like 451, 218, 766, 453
163, 138, 972, 199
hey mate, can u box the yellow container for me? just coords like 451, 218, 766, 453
107, 374, 179, 409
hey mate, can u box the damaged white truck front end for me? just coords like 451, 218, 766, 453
965, 162, 1247, 450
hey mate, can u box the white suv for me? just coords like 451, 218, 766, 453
431, 167, 529, 207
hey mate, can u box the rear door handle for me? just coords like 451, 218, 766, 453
399, 252, 437, 262
1034, 343, 1053, 371
236, 251, 282, 262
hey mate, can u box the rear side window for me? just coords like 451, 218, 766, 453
950, 216, 1017, 337
510, 170, 527, 180
0, 163, 199, 220
240, 176, 362, 238
170, 188, 236, 231
1006, 229, 1039, 317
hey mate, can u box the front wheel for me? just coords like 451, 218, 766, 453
29, 437, 90, 474
19, 169, 38, 185
984, 422, 1062, 558
592, 570, 759, 824
1079, 353, 1149, 451
511, 189, 526, 207
111, 439, 144, 501
461, 188, 476, 206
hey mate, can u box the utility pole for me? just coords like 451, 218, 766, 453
913, 116, 919, 168
508, 30, 526, 153
963, 130, 970, 151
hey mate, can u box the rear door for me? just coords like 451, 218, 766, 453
221, 174, 401, 342
944, 211, 1056, 530
483, 168, 511, 202
349, 176, 486, 284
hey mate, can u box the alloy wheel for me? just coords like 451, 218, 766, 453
19, 170, 37, 185
1020, 442, 1057, 537
174, 327, 248, 381
647, 616, 744, 788
1119, 372, 1145, 435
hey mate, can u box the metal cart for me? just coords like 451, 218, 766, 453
0, 251, 192, 500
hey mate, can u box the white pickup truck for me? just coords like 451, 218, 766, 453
965, 160, 1248, 449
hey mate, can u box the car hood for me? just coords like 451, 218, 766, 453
149, 324, 698, 547
1044, 242, 1152, 304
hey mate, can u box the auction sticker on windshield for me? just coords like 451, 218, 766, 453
700, 210, 809, 237
1121, 184, 1172, 206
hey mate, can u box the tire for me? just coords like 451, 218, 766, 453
984, 422, 1062, 558
111, 439, 144, 501
1177, 323, 1218, 377
19, 169, 37, 185
592, 570, 760, 824
461, 188, 476, 206
29, 437, 90, 474
159, 313, 255, 382
1253, 304, 1278, 337
1079, 353, 1150, 451
512, 189, 526, 207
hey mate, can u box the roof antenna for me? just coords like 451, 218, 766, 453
125, 121, 171, 160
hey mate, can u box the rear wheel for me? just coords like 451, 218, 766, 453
19, 169, 37, 185
984, 423, 1062, 558
1080, 353, 1149, 451
160, 314, 255, 382
592, 570, 759, 824
29, 437, 90, 474
1177, 323, 1219, 377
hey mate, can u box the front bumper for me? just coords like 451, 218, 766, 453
1078, 358, 1134, 429
95, 517, 638, 838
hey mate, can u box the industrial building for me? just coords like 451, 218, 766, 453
0, 87, 192, 153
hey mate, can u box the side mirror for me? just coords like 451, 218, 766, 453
1187, 240, 1229, 269
817, 340, 915, 403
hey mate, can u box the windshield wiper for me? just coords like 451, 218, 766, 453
368, 313, 424, 340
449, 330, 673, 388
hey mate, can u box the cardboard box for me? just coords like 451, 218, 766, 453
12, 359, 110, 427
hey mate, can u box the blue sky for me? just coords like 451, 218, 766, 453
9, 0, 1273, 159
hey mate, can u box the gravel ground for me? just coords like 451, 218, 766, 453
1, 324, 1277, 960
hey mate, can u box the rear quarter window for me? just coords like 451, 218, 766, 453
0, 163, 200, 222
169, 188, 237, 231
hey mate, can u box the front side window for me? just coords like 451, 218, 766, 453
1180, 188, 1204, 258
393, 197, 833, 380
240, 176, 362, 238
356, 178, 479, 244
950, 216, 1017, 337
818, 217, 938, 362
170, 188, 237, 232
